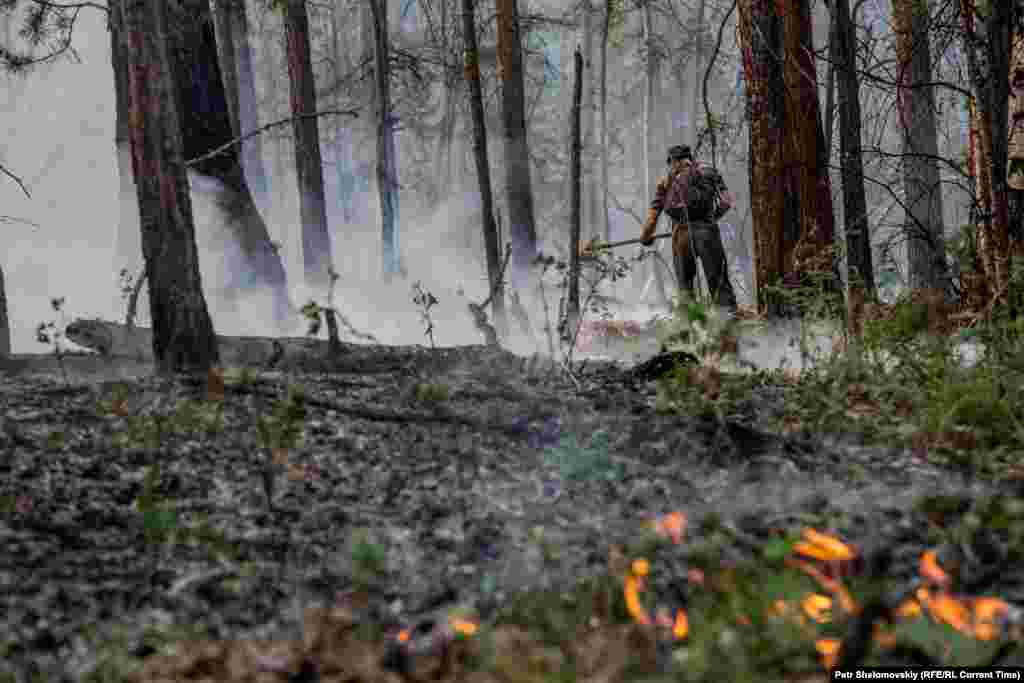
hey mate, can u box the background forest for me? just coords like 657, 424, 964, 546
0, 0, 1020, 362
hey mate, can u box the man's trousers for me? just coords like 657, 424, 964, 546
671, 220, 737, 309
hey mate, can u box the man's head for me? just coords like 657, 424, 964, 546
666, 145, 693, 174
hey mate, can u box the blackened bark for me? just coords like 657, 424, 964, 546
496, 0, 539, 290
835, 0, 874, 296
370, 0, 402, 278
283, 0, 333, 289
119, 0, 219, 374
461, 0, 507, 337
209, 0, 268, 200
568, 47, 584, 331
0, 265, 9, 357
894, 0, 949, 293
171, 0, 293, 326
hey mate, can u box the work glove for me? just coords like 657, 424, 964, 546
578, 238, 596, 258
640, 208, 659, 246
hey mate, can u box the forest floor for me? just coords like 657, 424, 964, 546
2, 298, 1024, 682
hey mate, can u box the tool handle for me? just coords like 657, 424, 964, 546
585, 232, 673, 252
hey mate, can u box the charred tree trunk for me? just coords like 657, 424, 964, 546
283, 0, 333, 290
0, 265, 9, 357
120, 0, 219, 374
461, 0, 507, 338
568, 46, 584, 331
893, 0, 949, 293
370, 0, 403, 278
209, 0, 268, 202
738, 0, 788, 315
598, 0, 611, 243
173, 0, 293, 326
835, 0, 874, 300
496, 0, 538, 289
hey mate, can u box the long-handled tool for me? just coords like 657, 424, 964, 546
578, 231, 672, 257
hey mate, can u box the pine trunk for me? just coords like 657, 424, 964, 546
461, 0, 507, 337
738, 0, 788, 314
568, 47, 584, 329
893, 0, 949, 293
120, 0, 220, 374
835, 0, 874, 301
496, 0, 538, 290
283, 0, 333, 289
370, 0, 403, 278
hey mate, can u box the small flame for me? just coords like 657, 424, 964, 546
793, 529, 855, 562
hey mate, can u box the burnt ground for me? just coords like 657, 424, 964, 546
2, 344, 1024, 680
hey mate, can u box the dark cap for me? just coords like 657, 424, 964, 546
666, 145, 693, 164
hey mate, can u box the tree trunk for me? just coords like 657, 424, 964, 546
599, 0, 611, 243
984, 2, 1013, 304
461, 0, 507, 338
370, 0, 402, 278
823, 1, 837, 161
641, 0, 670, 306
120, 0, 219, 374
782, 0, 836, 287
283, 0, 333, 290
209, 0, 268, 203
110, 0, 144, 279
172, 0, 293, 326
690, 0, 706, 148
580, 0, 598, 243
835, 0, 874, 300
738, 0, 788, 315
568, 46, 584, 331
496, 0, 538, 290
893, 0, 949, 293
0, 265, 9, 357
960, 0, 994, 296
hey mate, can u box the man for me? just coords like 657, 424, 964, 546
640, 144, 737, 311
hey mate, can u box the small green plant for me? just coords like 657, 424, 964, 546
134, 463, 180, 546
348, 528, 388, 591
412, 281, 439, 350
414, 381, 450, 403
35, 296, 71, 386
542, 429, 622, 483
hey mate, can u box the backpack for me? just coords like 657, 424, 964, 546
684, 166, 722, 222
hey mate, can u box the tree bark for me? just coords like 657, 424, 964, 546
782, 0, 836, 286
580, 0, 598, 244
209, 0, 268, 202
0, 265, 9, 357
893, 0, 949, 293
120, 0, 219, 374
599, 0, 611, 243
568, 46, 584, 331
461, 0, 507, 338
283, 0, 333, 290
835, 0, 874, 299
738, 0, 788, 315
496, 0, 538, 290
640, 0, 670, 306
109, 0, 143, 278
823, 1, 837, 161
370, 0, 403, 278
172, 0, 293, 326
690, 0, 706, 148
984, 2, 1013, 304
